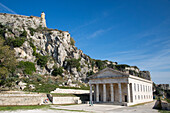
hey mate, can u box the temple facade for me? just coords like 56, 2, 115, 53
89, 68, 153, 106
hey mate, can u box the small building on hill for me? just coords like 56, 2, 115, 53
88, 68, 153, 106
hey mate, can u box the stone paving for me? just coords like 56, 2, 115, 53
0, 101, 159, 113
53, 101, 159, 113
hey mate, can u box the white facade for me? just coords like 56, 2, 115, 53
89, 68, 153, 106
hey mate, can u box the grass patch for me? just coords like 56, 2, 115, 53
24, 82, 57, 93
159, 110, 170, 113
0, 105, 50, 111
58, 86, 90, 90
166, 99, 170, 103
130, 101, 154, 107
51, 93, 77, 97
50, 108, 87, 112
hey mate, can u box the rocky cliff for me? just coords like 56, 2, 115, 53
0, 13, 151, 88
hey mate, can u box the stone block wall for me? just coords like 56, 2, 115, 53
51, 88, 90, 94
161, 101, 170, 111
53, 97, 81, 104
0, 13, 45, 29
0, 94, 47, 106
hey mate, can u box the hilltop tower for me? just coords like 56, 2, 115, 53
41, 12, 46, 27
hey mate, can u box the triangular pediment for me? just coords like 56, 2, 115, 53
89, 68, 129, 79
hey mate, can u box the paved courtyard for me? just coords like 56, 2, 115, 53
53, 101, 159, 113
0, 101, 159, 113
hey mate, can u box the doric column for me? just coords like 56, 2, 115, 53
118, 83, 122, 102
103, 84, 106, 102
110, 83, 114, 102
96, 84, 99, 102
127, 83, 131, 103
93, 85, 96, 101
90, 84, 93, 104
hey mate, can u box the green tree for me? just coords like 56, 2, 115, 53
20, 30, 27, 37
95, 60, 105, 70
0, 37, 17, 86
70, 37, 75, 46
52, 67, 63, 76
36, 54, 48, 67
66, 58, 80, 69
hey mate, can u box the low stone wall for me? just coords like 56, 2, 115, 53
51, 88, 90, 94
0, 93, 47, 106
53, 97, 81, 104
161, 101, 170, 110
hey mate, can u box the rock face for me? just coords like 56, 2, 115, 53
0, 13, 151, 85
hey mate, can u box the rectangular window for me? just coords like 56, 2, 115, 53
134, 83, 136, 91
141, 85, 142, 92
146, 86, 147, 92
138, 84, 139, 92
143, 85, 145, 92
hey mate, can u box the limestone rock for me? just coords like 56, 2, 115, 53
17, 81, 27, 90
29, 84, 35, 89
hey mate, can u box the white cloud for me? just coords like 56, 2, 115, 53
87, 27, 113, 39
0, 2, 17, 14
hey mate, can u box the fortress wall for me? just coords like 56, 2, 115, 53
0, 93, 47, 106
0, 13, 46, 29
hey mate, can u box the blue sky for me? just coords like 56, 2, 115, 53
0, 0, 170, 84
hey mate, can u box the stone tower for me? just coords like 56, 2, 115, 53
41, 12, 46, 27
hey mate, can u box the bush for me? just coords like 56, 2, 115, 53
70, 37, 75, 46
95, 60, 105, 70
36, 54, 48, 67
20, 30, 27, 37
5, 37, 26, 47
28, 27, 36, 36
11, 37, 25, 47
87, 71, 94, 77
29, 41, 36, 56
77, 67, 81, 72
18, 61, 36, 75
66, 58, 80, 69
52, 67, 63, 76
115, 64, 130, 71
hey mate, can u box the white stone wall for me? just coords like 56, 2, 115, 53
0, 13, 46, 29
53, 97, 81, 104
51, 88, 90, 94
0, 94, 47, 106
128, 75, 153, 105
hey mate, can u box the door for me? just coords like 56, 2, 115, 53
125, 95, 127, 102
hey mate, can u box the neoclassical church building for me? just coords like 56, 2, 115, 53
89, 68, 153, 106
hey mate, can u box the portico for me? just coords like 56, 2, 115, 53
89, 68, 153, 106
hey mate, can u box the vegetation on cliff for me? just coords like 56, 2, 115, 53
0, 14, 151, 92
0, 38, 17, 86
